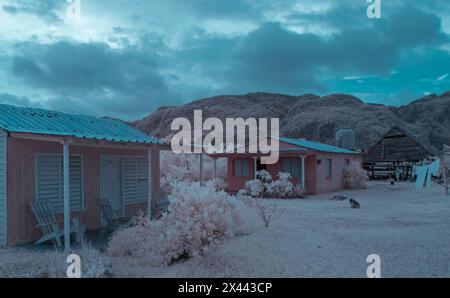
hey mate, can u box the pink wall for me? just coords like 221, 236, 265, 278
225, 153, 362, 195
226, 157, 255, 193
7, 137, 158, 246
305, 155, 317, 194
226, 154, 318, 194
314, 153, 363, 194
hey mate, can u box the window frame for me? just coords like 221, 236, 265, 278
121, 155, 149, 205
281, 158, 300, 178
35, 153, 85, 213
324, 158, 333, 178
233, 159, 251, 177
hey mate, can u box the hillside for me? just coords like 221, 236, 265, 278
133, 92, 450, 152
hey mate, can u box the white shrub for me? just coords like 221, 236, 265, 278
269, 172, 294, 198
343, 161, 368, 189
160, 152, 228, 193
240, 171, 299, 198
236, 195, 284, 228
212, 178, 228, 192
107, 181, 242, 266
257, 169, 272, 183
107, 221, 170, 266
245, 179, 265, 198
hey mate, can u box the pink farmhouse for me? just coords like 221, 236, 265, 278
0, 104, 167, 246
210, 137, 363, 194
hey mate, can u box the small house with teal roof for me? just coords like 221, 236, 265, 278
0, 103, 167, 247
209, 136, 363, 195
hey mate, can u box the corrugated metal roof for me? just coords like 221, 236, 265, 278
280, 137, 359, 154
0, 104, 164, 145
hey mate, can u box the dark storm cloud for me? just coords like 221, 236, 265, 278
178, 0, 260, 19
1, 0, 450, 118
10, 41, 180, 117
222, 7, 449, 93
1, 0, 63, 23
0, 93, 37, 107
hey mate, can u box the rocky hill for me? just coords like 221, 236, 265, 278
133, 92, 450, 152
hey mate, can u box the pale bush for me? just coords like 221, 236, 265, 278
343, 161, 368, 189
236, 194, 284, 228
107, 181, 242, 266
257, 169, 272, 183
212, 178, 228, 191
245, 179, 265, 197
166, 181, 242, 257
107, 221, 170, 266
241, 171, 299, 198
268, 172, 294, 198
160, 152, 227, 193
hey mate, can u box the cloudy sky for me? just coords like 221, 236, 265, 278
0, 0, 449, 120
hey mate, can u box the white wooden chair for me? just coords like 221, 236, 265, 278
30, 201, 85, 248
155, 188, 170, 219
98, 198, 130, 236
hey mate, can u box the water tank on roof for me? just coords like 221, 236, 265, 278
336, 128, 357, 150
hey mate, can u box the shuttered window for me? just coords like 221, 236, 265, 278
324, 158, 333, 178
233, 159, 250, 177
36, 154, 84, 211
282, 158, 300, 178
122, 157, 148, 204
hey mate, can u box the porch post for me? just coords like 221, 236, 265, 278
147, 147, 152, 221
300, 156, 306, 189
200, 153, 204, 186
253, 157, 258, 178
63, 142, 70, 254
213, 158, 217, 179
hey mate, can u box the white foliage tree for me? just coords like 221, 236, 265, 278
107, 181, 242, 266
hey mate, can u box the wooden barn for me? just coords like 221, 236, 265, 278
363, 126, 438, 180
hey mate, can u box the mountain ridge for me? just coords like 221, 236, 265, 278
133, 91, 450, 153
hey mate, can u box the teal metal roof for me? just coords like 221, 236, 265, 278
280, 137, 359, 154
0, 104, 164, 145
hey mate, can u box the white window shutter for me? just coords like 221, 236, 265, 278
122, 157, 148, 204
36, 155, 61, 210
36, 154, 83, 211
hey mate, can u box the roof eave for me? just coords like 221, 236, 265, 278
8, 131, 166, 149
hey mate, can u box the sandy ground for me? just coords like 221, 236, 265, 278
113, 181, 450, 278
1, 181, 450, 277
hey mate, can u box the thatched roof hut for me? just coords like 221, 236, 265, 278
364, 126, 438, 163
443, 145, 450, 168
363, 126, 439, 180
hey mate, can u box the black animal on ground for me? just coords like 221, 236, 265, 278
349, 198, 360, 209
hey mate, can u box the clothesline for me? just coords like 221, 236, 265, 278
414, 159, 441, 190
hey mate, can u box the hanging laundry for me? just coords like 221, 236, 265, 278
415, 165, 428, 189
426, 159, 441, 189
412, 165, 417, 177
426, 165, 432, 190
429, 159, 441, 175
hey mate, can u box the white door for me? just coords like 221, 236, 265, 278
101, 156, 123, 215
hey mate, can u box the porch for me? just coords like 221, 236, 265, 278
6, 133, 168, 251
208, 152, 317, 194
